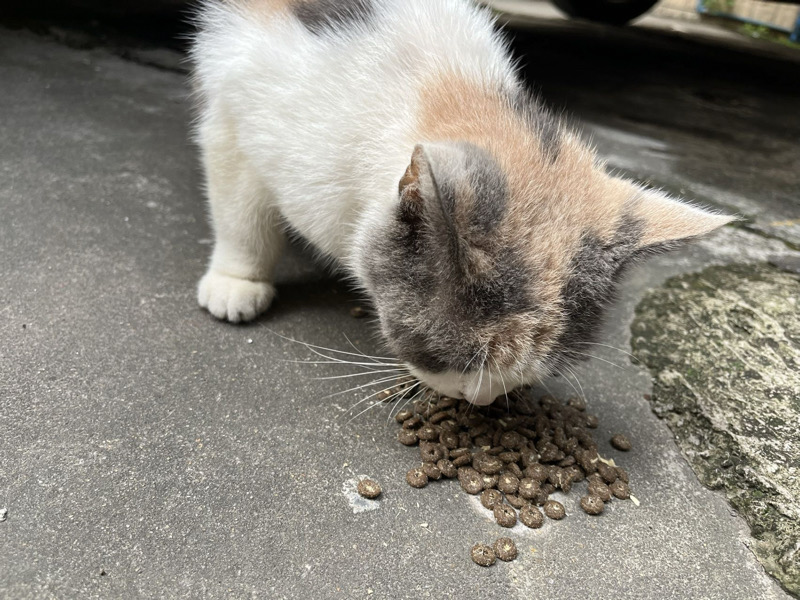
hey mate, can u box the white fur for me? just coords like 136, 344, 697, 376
192, 0, 524, 402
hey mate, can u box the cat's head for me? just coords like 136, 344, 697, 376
362, 141, 733, 405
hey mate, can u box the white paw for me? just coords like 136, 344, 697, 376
197, 270, 276, 323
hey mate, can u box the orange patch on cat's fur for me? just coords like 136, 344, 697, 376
416, 74, 637, 360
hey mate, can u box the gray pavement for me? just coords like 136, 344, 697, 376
1, 14, 799, 600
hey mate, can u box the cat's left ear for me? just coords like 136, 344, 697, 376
626, 186, 737, 253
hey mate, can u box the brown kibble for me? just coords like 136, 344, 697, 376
580, 495, 604, 515
610, 434, 632, 451
449, 447, 471, 459
567, 396, 586, 411
597, 462, 618, 484
474, 453, 504, 475
506, 463, 523, 479
470, 543, 496, 567
497, 473, 520, 495
506, 494, 529, 509
406, 467, 428, 488
440, 430, 459, 449
394, 409, 413, 423
437, 459, 457, 479
417, 424, 439, 441
543, 500, 566, 520
420, 442, 445, 463
481, 474, 499, 490
493, 503, 517, 528
498, 451, 520, 464
500, 431, 526, 450
357, 479, 382, 499
518, 478, 540, 499
422, 462, 441, 480
585, 414, 599, 429
397, 429, 418, 446
493, 537, 518, 562
402, 416, 422, 430
524, 463, 549, 482
520, 504, 544, 529
609, 479, 631, 499
480, 489, 503, 509
429, 410, 452, 424
588, 478, 612, 502
615, 467, 629, 483
458, 467, 484, 495
452, 454, 472, 468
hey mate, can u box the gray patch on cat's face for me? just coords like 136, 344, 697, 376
293, 0, 374, 34
551, 216, 670, 371
365, 143, 534, 374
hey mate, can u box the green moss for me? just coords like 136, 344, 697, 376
632, 263, 800, 596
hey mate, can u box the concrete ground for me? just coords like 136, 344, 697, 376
1, 6, 799, 600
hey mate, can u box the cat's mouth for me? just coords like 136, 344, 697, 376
407, 365, 506, 407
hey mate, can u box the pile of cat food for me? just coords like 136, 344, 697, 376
389, 387, 634, 566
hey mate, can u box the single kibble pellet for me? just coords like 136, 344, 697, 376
475, 454, 504, 475
520, 504, 544, 529
470, 543, 496, 567
493, 503, 517, 528
402, 416, 422, 430
357, 479, 382, 499
452, 454, 472, 467
493, 537, 518, 562
616, 466, 630, 483
580, 495, 604, 515
543, 500, 566, 520
609, 479, 631, 499
610, 434, 632, 451
417, 424, 439, 441
497, 474, 520, 495
406, 467, 428, 488
437, 459, 458, 479
481, 474, 499, 490
449, 447, 470, 459
597, 462, 618, 484
422, 462, 441, 480
585, 414, 599, 429
397, 429, 418, 446
588, 478, 612, 502
440, 430, 459, 449
518, 478, 540, 499
458, 468, 484, 495
395, 409, 413, 423
480, 489, 503, 509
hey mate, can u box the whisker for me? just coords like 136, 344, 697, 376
313, 368, 408, 381
576, 341, 639, 362
322, 373, 411, 400
269, 330, 397, 362
568, 351, 627, 370
563, 365, 586, 401
387, 381, 422, 423
303, 345, 403, 367
556, 367, 583, 401
491, 356, 510, 414
345, 383, 414, 425
342, 333, 398, 364
340, 380, 413, 422
289, 359, 403, 369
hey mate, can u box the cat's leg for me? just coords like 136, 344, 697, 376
197, 116, 285, 323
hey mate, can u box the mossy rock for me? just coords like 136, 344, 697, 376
632, 263, 800, 596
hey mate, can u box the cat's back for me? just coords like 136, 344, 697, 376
192, 0, 514, 107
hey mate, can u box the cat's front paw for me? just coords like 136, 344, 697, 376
197, 271, 276, 323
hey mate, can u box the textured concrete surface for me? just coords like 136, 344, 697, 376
1, 13, 799, 600
633, 264, 800, 593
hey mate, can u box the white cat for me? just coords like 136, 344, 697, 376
191, 0, 732, 405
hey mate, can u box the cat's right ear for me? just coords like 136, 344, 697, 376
398, 144, 436, 223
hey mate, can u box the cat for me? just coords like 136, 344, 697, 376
190, 0, 733, 405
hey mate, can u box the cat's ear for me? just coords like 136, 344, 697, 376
626, 186, 736, 254
398, 144, 435, 223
